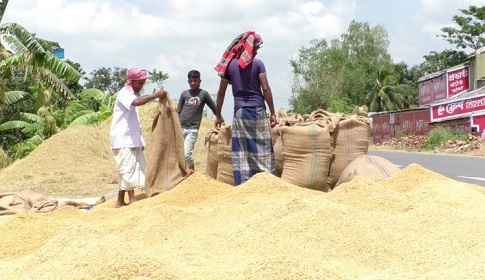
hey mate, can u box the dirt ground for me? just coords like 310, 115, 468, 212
370, 137, 485, 157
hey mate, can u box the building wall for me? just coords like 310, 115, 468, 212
471, 51, 485, 89
371, 108, 430, 144
374, 49, 484, 143
430, 118, 470, 135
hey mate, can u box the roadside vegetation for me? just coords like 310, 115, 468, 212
421, 126, 469, 150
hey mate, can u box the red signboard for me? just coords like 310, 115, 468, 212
418, 75, 447, 106
431, 94, 485, 121
447, 66, 470, 98
418, 80, 432, 106
433, 76, 447, 102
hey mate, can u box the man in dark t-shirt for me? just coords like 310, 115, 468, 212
178, 70, 217, 171
214, 31, 277, 185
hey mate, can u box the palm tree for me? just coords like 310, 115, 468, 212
368, 64, 408, 112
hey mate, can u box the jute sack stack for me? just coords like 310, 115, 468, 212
280, 121, 332, 192
204, 129, 219, 179
336, 155, 400, 187
327, 115, 371, 190
145, 97, 192, 197
216, 122, 235, 186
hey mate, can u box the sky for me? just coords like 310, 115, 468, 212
3, 0, 485, 121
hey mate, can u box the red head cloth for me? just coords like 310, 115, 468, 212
215, 31, 263, 77
124, 67, 148, 88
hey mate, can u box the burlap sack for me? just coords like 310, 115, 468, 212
280, 121, 332, 192
271, 124, 279, 146
204, 129, 219, 179
276, 107, 288, 126
145, 97, 191, 197
216, 123, 235, 186
0, 190, 102, 215
272, 125, 283, 177
335, 155, 400, 187
327, 115, 371, 190
307, 109, 342, 134
280, 113, 304, 126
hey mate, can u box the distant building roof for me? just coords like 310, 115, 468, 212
416, 48, 479, 84
467, 47, 485, 59
417, 63, 468, 83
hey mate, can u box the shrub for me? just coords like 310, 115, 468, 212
422, 126, 468, 150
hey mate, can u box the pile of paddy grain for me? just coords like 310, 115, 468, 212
0, 121, 116, 197
0, 102, 213, 198
1, 164, 484, 279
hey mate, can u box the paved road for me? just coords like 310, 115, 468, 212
367, 149, 485, 186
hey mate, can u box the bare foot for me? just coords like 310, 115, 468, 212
128, 197, 138, 204
114, 202, 127, 208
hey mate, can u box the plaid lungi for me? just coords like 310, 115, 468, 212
232, 106, 275, 185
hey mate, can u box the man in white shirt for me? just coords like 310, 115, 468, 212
110, 67, 167, 208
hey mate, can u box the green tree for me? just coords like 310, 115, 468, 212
393, 62, 419, 109
341, 21, 392, 106
440, 5, 485, 50
84, 67, 127, 95
290, 39, 340, 114
148, 68, 169, 90
290, 21, 393, 114
420, 49, 468, 75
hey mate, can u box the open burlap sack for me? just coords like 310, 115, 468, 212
204, 129, 219, 179
327, 115, 371, 189
279, 112, 304, 126
0, 190, 102, 216
335, 155, 400, 187
280, 121, 332, 192
145, 97, 191, 197
216, 122, 235, 186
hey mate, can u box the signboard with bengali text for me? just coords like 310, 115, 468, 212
447, 66, 470, 98
431, 94, 485, 122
